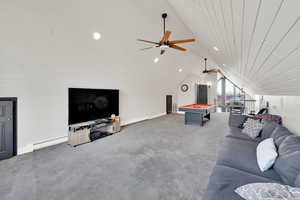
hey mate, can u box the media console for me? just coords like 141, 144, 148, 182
68, 116, 121, 147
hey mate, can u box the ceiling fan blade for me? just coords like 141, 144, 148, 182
140, 47, 155, 51
169, 44, 186, 51
137, 39, 160, 45
161, 31, 171, 43
207, 69, 218, 73
206, 69, 221, 73
160, 50, 165, 55
169, 39, 195, 44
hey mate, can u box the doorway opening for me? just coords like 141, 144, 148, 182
0, 98, 17, 160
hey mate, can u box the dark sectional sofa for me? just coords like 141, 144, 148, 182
204, 115, 300, 200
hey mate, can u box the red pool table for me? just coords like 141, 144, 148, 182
178, 104, 216, 126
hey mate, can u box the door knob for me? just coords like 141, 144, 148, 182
7, 118, 11, 121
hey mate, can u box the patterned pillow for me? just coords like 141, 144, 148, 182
242, 118, 263, 139
235, 183, 300, 200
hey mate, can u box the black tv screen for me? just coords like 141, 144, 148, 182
68, 88, 119, 125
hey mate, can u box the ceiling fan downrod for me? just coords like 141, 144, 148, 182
162, 13, 167, 34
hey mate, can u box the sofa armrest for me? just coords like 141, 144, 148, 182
229, 114, 248, 128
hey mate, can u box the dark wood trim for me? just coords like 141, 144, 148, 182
0, 97, 17, 156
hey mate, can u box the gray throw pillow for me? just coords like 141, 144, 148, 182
274, 135, 300, 186
261, 119, 278, 139
271, 126, 293, 148
235, 183, 300, 200
242, 119, 263, 139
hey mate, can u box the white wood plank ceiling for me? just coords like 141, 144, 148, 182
168, 0, 300, 95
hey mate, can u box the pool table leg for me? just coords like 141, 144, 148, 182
200, 114, 204, 126
206, 113, 210, 120
201, 113, 210, 126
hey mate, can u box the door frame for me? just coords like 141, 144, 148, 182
0, 97, 17, 156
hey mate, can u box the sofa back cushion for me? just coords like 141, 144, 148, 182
270, 126, 293, 148
274, 135, 300, 186
261, 119, 278, 139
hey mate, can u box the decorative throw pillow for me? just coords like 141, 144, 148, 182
235, 183, 300, 200
242, 118, 263, 139
256, 138, 278, 172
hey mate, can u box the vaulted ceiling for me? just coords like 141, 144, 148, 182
168, 0, 300, 95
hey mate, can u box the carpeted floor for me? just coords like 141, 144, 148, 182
0, 113, 229, 200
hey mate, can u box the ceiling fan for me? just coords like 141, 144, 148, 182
202, 58, 220, 74
137, 13, 196, 55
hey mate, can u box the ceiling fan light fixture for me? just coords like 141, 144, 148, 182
160, 45, 169, 50
178, 68, 183, 72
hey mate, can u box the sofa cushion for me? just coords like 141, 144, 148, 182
270, 126, 293, 148
217, 137, 281, 181
260, 119, 278, 139
217, 137, 282, 182
242, 118, 263, 139
203, 165, 279, 200
274, 135, 300, 186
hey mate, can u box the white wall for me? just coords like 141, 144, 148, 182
0, 0, 202, 153
257, 95, 300, 136
177, 73, 217, 107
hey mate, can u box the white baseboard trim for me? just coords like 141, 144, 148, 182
17, 113, 167, 155
121, 117, 148, 126
33, 136, 68, 151
122, 112, 166, 126
18, 144, 34, 155
148, 112, 166, 119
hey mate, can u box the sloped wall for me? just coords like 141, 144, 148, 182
258, 95, 300, 136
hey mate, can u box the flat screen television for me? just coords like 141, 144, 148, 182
68, 88, 119, 125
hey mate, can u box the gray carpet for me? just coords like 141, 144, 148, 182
0, 113, 229, 200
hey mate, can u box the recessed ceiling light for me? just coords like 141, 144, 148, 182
213, 46, 219, 51
154, 57, 159, 63
222, 64, 226, 66
178, 68, 183, 72
93, 32, 101, 40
